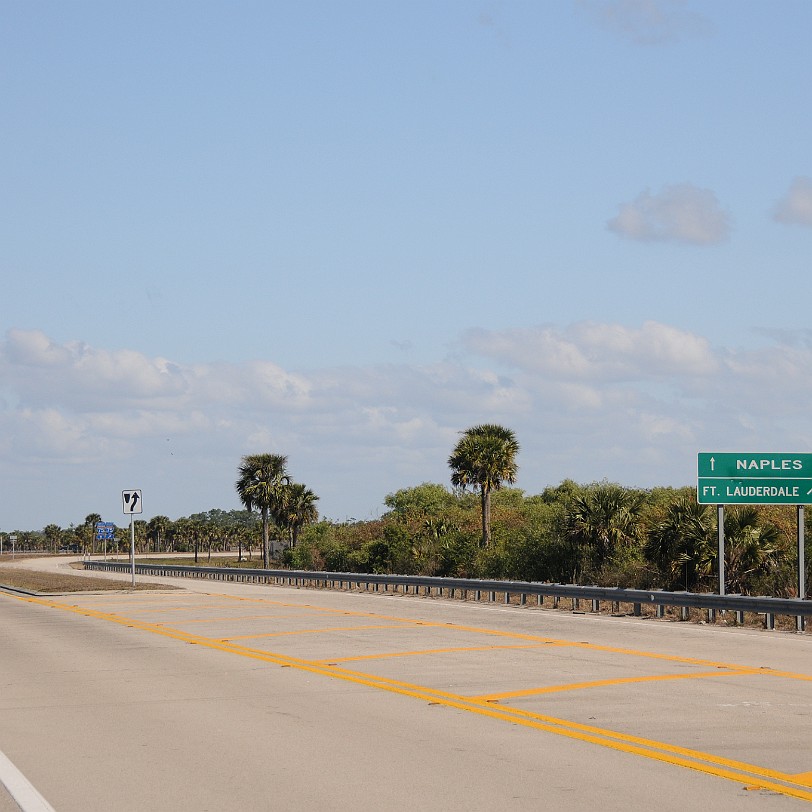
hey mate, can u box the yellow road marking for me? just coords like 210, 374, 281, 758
5, 589, 812, 802
62, 590, 812, 687
474, 669, 759, 701
66, 590, 812, 686
220, 623, 416, 641
315, 642, 556, 664
162, 613, 308, 625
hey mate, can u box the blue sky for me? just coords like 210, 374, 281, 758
2, 0, 811, 530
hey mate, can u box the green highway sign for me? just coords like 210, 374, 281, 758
698, 478, 812, 504
697, 452, 812, 504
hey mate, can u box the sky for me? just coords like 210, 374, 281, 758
2, 0, 811, 531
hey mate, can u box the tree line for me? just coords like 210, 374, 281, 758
2, 425, 809, 597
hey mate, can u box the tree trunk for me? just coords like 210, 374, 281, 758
262, 508, 270, 569
480, 487, 491, 547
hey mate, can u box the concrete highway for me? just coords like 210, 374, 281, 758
1, 557, 812, 810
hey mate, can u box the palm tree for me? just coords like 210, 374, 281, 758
705, 506, 780, 595
565, 483, 644, 573
277, 483, 319, 549
43, 524, 62, 555
147, 515, 171, 553
646, 496, 714, 591
235, 453, 289, 567
448, 424, 519, 547
83, 513, 102, 555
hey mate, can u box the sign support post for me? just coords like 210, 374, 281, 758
717, 505, 725, 597
129, 514, 135, 588
799, 506, 806, 631
122, 490, 142, 590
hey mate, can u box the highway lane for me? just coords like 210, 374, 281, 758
1, 562, 812, 810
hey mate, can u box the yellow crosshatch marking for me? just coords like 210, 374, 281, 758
314, 641, 559, 664
473, 669, 760, 702
219, 623, 417, 642
5, 588, 812, 803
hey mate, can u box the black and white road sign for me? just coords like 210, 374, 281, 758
122, 489, 142, 514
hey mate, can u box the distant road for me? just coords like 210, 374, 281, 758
2, 557, 812, 810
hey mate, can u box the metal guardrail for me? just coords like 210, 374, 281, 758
84, 560, 810, 631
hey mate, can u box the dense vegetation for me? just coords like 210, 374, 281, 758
5, 480, 808, 599
2, 427, 808, 598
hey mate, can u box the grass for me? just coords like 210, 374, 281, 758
0, 567, 175, 594
126, 556, 271, 568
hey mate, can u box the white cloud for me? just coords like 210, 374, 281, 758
462, 321, 718, 380
608, 184, 730, 244
2, 325, 812, 528
773, 177, 812, 227
578, 0, 713, 45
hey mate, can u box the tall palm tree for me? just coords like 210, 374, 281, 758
277, 483, 319, 549
147, 515, 171, 553
43, 524, 62, 555
235, 453, 289, 567
83, 513, 102, 555
448, 424, 519, 547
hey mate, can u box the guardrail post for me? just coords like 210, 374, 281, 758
504, 592, 510, 604
633, 603, 641, 617
592, 599, 599, 613
764, 613, 775, 630
655, 605, 664, 618
680, 606, 689, 621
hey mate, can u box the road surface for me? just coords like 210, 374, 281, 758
2, 557, 811, 810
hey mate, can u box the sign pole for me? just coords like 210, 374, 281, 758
122, 489, 142, 588
717, 504, 725, 596
799, 506, 806, 632
130, 514, 136, 588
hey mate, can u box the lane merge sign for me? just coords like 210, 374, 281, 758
698, 452, 812, 504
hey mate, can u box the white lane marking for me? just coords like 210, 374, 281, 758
0, 750, 56, 812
